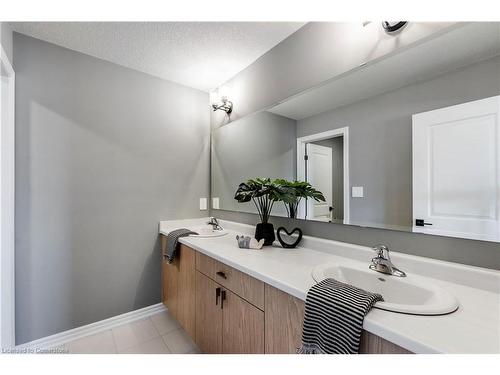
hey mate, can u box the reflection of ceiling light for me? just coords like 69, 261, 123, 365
211, 96, 233, 114
382, 21, 408, 33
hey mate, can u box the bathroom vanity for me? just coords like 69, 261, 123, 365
159, 218, 500, 354
161, 238, 410, 354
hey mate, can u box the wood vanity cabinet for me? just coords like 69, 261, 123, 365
160, 237, 411, 354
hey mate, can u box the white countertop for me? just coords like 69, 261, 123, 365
159, 218, 500, 354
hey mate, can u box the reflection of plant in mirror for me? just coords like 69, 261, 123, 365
274, 179, 325, 219
234, 178, 287, 224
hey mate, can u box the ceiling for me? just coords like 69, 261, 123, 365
10, 22, 305, 92
269, 22, 500, 120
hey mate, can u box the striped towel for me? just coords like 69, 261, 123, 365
298, 278, 383, 354
163, 228, 198, 263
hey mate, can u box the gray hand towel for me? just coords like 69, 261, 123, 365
298, 278, 383, 354
164, 228, 198, 263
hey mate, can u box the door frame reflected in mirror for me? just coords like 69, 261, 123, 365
296, 127, 350, 224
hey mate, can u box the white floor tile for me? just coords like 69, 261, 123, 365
60, 312, 200, 354
119, 337, 171, 354
112, 318, 159, 352
67, 330, 116, 354
162, 329, 198, 354
150, 311, 180, 335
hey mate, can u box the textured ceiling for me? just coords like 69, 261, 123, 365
10, 22, 305, 91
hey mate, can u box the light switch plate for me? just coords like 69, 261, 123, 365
199, 198, 208, 210
212, 197, 220, 210
352, 186, 364, 198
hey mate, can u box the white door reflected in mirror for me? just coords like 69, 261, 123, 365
305, 143, 333, 222
412, 95, 500, 242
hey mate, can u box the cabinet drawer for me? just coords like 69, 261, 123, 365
196, 251, 217, 278
196, 252, 264, 310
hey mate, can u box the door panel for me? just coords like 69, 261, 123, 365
306, 143, 333, 221
412, 95, 500, 241
222, 289, 264, 354
195, 271, 222, 354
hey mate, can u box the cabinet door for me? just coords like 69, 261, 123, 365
195, 271, 223, 354
264, 285, 305, 354
176, 244, 196, 339
161, 235, 179, 318
162, 259, 178, 317
161, 238, 196, 339
222, 289, 264, 354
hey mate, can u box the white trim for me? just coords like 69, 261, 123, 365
15, 303, 167, 350
0, 43, 15, 349
0, 45, 14, 76
296, 127, 350, 223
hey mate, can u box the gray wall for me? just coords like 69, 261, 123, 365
211, 110, 296, 217
1, 22, 13, 62
14, 33, 210, 344
311, 137, 344, 220
211, 23, 500, 271
298, 55, 500, 228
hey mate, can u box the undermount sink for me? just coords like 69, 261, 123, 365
189, 225, 228, 238
312, 262, 459, 315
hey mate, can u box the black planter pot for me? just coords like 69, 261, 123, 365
255, 222, 275, 246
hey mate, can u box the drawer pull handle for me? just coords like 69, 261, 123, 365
216, 271, 227, 279
215, 287, 221, 305
220, 290, 226, 309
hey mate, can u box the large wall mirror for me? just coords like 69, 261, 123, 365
211, 23, 500, 242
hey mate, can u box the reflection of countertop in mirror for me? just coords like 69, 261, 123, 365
158, 218, 500, 353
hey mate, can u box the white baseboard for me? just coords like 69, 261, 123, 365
15, 303, 167, 350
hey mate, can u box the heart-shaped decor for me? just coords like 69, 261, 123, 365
276, 227, 303, 249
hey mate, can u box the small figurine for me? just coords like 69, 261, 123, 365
236, 235, 264, 250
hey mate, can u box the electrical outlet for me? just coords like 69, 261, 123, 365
199, 198, 208, 210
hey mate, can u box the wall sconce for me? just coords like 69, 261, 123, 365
211, 96, 233, 114
362, 21, 408, 34
382, 21, 408, 33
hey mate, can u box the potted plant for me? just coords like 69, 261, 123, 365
234, 178, 286, 245
274, 179, 325, 219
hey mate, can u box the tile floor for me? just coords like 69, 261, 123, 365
61, 310, 200, 354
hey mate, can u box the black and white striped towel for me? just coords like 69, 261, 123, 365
298, 278, 383, 354
163, 228, 198, 263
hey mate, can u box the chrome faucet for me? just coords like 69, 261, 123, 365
207, 217, 223, 231
369, 244, 406, 277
